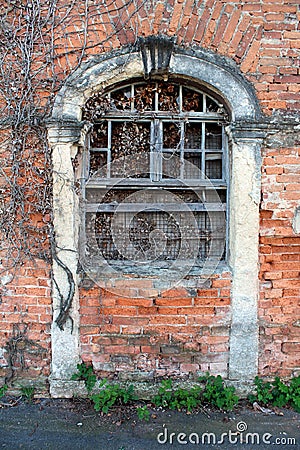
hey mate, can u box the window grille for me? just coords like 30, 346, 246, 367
82, 81, 228, 266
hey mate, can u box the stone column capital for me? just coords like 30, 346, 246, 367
226, 122, 268, 144
46, 120, 85, 146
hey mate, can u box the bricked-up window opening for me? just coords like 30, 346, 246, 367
82, 82, 228, 268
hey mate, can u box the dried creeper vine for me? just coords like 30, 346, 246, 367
0, 0, 143, 337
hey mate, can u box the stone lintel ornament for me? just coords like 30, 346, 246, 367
138, 35, 176, 80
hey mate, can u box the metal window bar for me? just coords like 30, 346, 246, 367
179, 84, 183, 112
107, 120, 111, 178
86, 210, 225, 261
222, 126, 226, 182
131, 84, 135, 111
150, 119, 162, 181
89, 120, 224, 182
180, 122, 185, 179
85, 187, 227, 204
154, 82, 159, 111
201, 122, 205, 180
86, 203, 226, 213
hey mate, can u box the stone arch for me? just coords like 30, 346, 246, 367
48, 43, 265, 396
51, 45, 261, 123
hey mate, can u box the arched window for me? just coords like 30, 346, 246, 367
48, 45, 263, 393
81, 81, 228, 272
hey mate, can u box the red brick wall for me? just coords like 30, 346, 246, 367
80, 274, 232, 380
0, 262, 51, 386
0, 124, 51, 388
0, 0, 299, 386
45, 0, 300, 115
259, 144, 300, 377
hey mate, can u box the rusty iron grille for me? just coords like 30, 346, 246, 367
86, 209, 225, 262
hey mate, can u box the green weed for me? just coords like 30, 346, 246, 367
71, 362, 97, 393
199, 374, 239, 411
137, 405, 150, 421
0, 384, 8, 398
289, 376, 300, 413
152, 379, 202, 412
20, 385, 35, 403
249, 375, 300, 412
70, 364, 300, 415
91, 379, 136, 414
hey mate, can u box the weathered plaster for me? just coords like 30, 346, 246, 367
47, 124, 82, 396
293, 207, 300, 234
227, 129, 265, 381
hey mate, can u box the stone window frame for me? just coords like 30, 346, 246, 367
47, 45, 265, 396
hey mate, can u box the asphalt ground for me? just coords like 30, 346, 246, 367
0, 398, 299, 450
